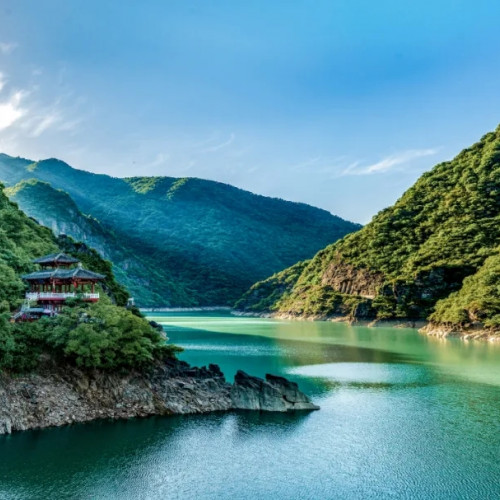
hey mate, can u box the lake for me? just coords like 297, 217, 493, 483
1, 313, 499, 499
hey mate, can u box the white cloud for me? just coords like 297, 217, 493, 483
0, 67, 89, 157
0, 91, 25, 131
340, 148, 439, 176
57, 117, 83, 132
147, 152, 169, 168
201, 133, 235, 153
0, 42, 18, 55
30, 113, 60, 137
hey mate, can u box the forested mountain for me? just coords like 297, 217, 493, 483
0, 184, 176, 373
0, 183, 127, 311
237, 125, 500, 332
0, 154, 360, 306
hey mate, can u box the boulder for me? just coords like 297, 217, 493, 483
231, 370, 319, 412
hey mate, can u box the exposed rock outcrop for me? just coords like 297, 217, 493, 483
420, 323, 500, 342
0, 360, 318, 435
231, 371, 320, 411
321, 256, 384, 299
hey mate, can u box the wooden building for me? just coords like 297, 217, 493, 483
14, 253, 105, 321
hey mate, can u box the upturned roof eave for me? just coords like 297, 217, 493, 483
32, 252, 80, 265
21, 269, 105, 281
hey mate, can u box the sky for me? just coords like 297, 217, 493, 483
1, 0, 500, 223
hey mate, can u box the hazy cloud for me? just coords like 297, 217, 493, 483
147, 152, 170, 168
30, 113, 60, 137
340, 148, 439, 176
0, 42, 18, 55
201, 133, 235, 153
0, 64, 88, 156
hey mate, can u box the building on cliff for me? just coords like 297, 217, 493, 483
13, 253, 105, 322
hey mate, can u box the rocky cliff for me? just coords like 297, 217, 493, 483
0, 359, 318, 435
321, 254, 384, 298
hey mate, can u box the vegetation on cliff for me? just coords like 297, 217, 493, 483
0, 298, 179, 373
237, 125, 500, 328
0, 185, 177, 373
0, 155, 360, 306
0, 184, 58, 312
430, 249, 500, 328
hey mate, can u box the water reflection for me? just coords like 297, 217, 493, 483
155, 312, 500, 387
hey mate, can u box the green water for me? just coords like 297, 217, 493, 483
1, 313, 499, 499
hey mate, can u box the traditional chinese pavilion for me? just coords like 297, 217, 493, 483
14, 253, 105, 321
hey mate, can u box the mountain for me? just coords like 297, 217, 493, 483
0, 181, 181, 377
5, 179, 157, 305
0, 183, 127, 311
5, 179, 113, 260
236, 125, 500, 334
0, 154, 360, 306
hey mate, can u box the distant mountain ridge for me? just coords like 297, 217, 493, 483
236, 125, 500, 336
0, 154, 360, 306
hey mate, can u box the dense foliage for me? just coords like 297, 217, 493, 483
430, 249, 500, 328
5, 179, 135, 305
0, 155, 360, 306
56, 235, 130, 307
238, 125, 500, 328
0, 298, 180, 373
0, 185, 59, 311
0, 186, 177, 373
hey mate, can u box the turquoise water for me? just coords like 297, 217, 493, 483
1, 313, 499, 499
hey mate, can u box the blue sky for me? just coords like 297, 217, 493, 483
1, 0, 500, 223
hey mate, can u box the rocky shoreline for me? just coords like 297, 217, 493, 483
141, 306, 232, 313
420, 323, 500, 342
232, 311, 500, 342
0, 359, 318, 435
232, 309, 425, 328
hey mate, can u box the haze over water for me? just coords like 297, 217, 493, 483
1, 313, 499, 499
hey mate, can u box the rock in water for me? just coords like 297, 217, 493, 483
231, 370, 320, 412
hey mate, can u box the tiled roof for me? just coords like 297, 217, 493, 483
33, 253, 80, 265
22, 268, 105, 281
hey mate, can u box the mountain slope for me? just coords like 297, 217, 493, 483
0, 155, 360, 306
5, 179, 157, 305
237, 125, 500, 330
0, 183, 127, 311
5, 179, 110, 252
429, 248, 500, 328
0, 183, 178, 375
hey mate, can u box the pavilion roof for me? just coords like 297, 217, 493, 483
22, 268, 106, 281
33, 253, 80, 265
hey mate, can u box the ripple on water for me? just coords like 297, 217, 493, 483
287, 362, 429, 387
176, 343, 282, 356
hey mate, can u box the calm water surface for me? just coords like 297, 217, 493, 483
1, 313, 499, 499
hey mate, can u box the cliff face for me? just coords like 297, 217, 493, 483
0, 360, 318, 435
321, 255, 383, 298
6, 180, 110, 257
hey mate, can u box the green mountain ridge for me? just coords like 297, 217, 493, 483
0, 154, 360, 307
236, 125, 500, 331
